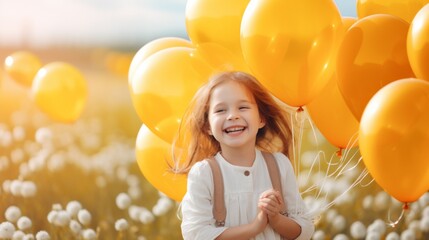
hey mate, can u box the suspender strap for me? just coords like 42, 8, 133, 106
206, 157, 226, 227
262, 152, 286, 211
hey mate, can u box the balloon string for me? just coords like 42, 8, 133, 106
387, 202, 408, 227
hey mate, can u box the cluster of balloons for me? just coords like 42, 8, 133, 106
131, 0, 429, 203
3, 51, 88, 123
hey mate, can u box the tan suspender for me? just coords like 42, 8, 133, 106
206, 152, 285, 227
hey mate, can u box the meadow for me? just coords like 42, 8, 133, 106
0, 47, 428, 240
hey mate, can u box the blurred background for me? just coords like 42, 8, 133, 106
1, 0, 429, 239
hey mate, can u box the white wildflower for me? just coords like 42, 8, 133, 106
12, 126, 25, 141
20, 181, 37, 198
400, 229, 415, 240
5, 206, 22, 222
0, 221, 16, 239
365, 231, 381, 240
152, 197, 173, 216
66, 201, 82, 218
115, 218, 129, 231
332, 215, 346, 233
54, 210, 70, 227
47, 210, 58, 224
312, 230, 325, 240
77, 209, 92, 226
139, 209, 155, 224
333, 233, 349, 240
82, 229, 96, 240
13, 230, 25, 240
23, 233, 34, 240
386, 232, 400, 240
17, 216, 32, 230
116, 192, 131, 210
35, 231, 50, 240
69, 220, 82, 235
10, 179, 23, 196
350, 221, 366, 239
128, 205, 143, 221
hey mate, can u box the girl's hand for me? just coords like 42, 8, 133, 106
252, 209, 268, 234
258, 189, 285, 220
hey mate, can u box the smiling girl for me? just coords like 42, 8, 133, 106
173, 71, 314, 240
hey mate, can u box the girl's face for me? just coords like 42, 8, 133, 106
207, 81, 265, 151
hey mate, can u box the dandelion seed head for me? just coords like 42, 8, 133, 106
20, 181, 37, 198
35, 230, 50, 240
12, 126, 26, 142
350, 221, 366, 239
19, 163, 30, 178
47, 153, 66, 172
77, 209, 92, 226
2, 179, 11, 193
332, 215, 346, 232
116, 192, 131, 210
116, 166, 129, 181
126, 175, 140, 187
137, 236, 147, 240
13, 230, 25, 240
420, 216, 429, 232
69, 220, 82, 235
423, 206, 429, 218
114, 218, 129, 231
17, 216, 32, 230
408, 220, 421, 238
35, 127, 52, 145
139, 209, 154, 224
54, 210, 71, 227
82, 229, 96, 240
0, 156, 9, 171
0, 221, 16, 238
11, 148, 25, 164
386, 232, 400, 240
66, 201, 82, 218
128, 186, 142, 200
312, 230, 325, 240
51, 203, 62, 211
366, 231, 381, 240
47, 210, 58, 224
128, 206, 143, 221
23, 233, 35, 240
10, 179, 23, 196
400, 229, 415, 240
418, 192, 429, 208
0, 130, 13, 147
332, 233, 349, 240
374, 191, 390, 211
362, 195, 374, 210
5, 205, 22, 222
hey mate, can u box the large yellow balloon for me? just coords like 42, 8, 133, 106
130, 47, 213, 143
357, 0, 429, 23
128, 37, 193, 84
407, 4, 429, 81
32, 62, 88, 123
359, 78, 429, 203
337, 14, 415, 121
4, 51, 43, 87
307, 18, 359, 150
136, 124, 187, 202
241, 0, 342, 107
186, 0, 250, 56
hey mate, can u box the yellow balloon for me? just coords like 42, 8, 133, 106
337, 14, 415, 121
357, 0, 429, 23
241, 0, 342, 107
408, 4, 429, 81
4, 51, 43, 87
359, 78, 429, 203
32, 62, 88, 123
136, 124, 187, 202
130, 47, 214, 143
307, 17, 359, 150
186, 0, 250, 56
128, 37, 193, 84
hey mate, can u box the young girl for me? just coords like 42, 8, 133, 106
173, 71, 314, 240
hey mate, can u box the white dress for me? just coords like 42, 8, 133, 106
180, 149, 314, 240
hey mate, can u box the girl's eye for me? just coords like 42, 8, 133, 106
239, 106, 250, 110
214, 109, 225, 113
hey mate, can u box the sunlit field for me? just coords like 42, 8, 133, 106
0, 47, 429, 240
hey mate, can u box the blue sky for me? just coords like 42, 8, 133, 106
0, 0, 356, 48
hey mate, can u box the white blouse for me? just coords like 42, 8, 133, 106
181, 150, 314, 240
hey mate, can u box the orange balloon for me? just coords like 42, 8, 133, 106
32, 62, 88, 123
407, 4, 429, 81
128, 37, 193, 84
136, 124, 187, 202
359, 78, 429, 203
130, 47, 214, 143
337, 14, 415, 121
241, 0, 342, 107
4, 51, 43, 87
357, 0, 429, 23
186, 0, 250, 56
307, 17, 359, 150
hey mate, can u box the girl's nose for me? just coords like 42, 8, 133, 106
227, 112, 239, 120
